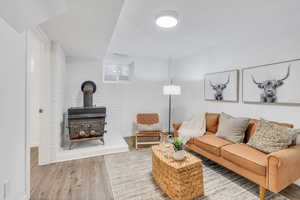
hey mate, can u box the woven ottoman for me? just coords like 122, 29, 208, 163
152, 145, 204, 200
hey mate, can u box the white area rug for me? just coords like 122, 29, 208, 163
104, 149, 288, 200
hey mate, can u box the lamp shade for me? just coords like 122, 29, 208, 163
163, 85, 181, 95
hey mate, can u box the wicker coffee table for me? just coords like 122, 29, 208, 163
152, 145, 204, 200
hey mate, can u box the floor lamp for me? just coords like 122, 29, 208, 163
163, 82, 181, 136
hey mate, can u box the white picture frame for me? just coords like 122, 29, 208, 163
204, 69, 239, 102
242, 59, 300, 105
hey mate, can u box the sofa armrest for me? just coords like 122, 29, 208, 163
267, 144, 300, 193
172, 123, 182, 137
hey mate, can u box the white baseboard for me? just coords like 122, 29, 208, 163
30, 142, 39, 148
17, 193, 29, 200
24, 194, 30, 200
295, 179, 300, 186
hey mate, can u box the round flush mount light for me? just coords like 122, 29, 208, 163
155, 10, 179, 28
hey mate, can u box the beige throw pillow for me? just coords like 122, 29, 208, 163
216, 113, 250, 143
247, 119, 290, 153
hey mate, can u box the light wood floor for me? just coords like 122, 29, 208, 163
31, 137, 300, 200
30, 148, 113, 200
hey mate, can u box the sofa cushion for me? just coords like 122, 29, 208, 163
206, 113, 220, 133
193, 135, 232, 156
204, 131, 215, 136
221, 144, 267, 176
185, 132, 215, 145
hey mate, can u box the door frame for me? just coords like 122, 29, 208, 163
25, 30, 30, 200
25, 26, 52, 199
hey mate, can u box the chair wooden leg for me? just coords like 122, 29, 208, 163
259, 186, 266, 200
135, 135, 138, 150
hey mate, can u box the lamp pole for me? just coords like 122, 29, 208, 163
167, 79, 173, 136
164, 58, 181, 137
168, 93, 172, 136
163, 80, 181, 137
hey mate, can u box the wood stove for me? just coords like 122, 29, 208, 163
67, 81, 106, 149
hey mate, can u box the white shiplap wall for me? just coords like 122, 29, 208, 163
50, 42, 67, 161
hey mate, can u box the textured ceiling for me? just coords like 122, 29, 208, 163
41, 0, 300, 60
41, 0, 124, 59
108, 0, 300, 59
0, 0, 66, 33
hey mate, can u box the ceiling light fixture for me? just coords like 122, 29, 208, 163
155, 11, 178, 28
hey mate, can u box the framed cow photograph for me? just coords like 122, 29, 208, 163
204, 69, 239, 102
242, 59, 300, 105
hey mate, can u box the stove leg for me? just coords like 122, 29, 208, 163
100, 138, 104, 145
69, 142, 73, 150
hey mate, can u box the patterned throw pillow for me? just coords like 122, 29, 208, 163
137, 123, 161, 132
247, 119, 290, 153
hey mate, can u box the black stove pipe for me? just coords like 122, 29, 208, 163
81, 81, 97, 107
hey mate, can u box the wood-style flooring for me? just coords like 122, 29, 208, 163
30, 148, 113, 200
31, 137, 300, 200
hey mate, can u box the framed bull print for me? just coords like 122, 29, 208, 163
204, 69, 239, 102
242, 59, 300, 105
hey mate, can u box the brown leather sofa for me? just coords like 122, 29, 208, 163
173, 113, 300, 200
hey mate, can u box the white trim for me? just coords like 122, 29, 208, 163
66, 56, 101, 63
31, 25, 51, 44
30, 142, 39, 148
23, 194, 30, 200
102, 62, 135, 83
25, 30, 31, 200
25, 27, 52, 199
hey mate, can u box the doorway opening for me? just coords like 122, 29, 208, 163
26, 28, 52, 198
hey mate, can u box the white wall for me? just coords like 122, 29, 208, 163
65, 57, 170, 137
133, 57, 169, 81
171, 38, 300, 185
0, 17, 27, 200
172, 37, 300, 123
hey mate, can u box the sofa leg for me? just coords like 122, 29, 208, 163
259, 186, 266, 200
